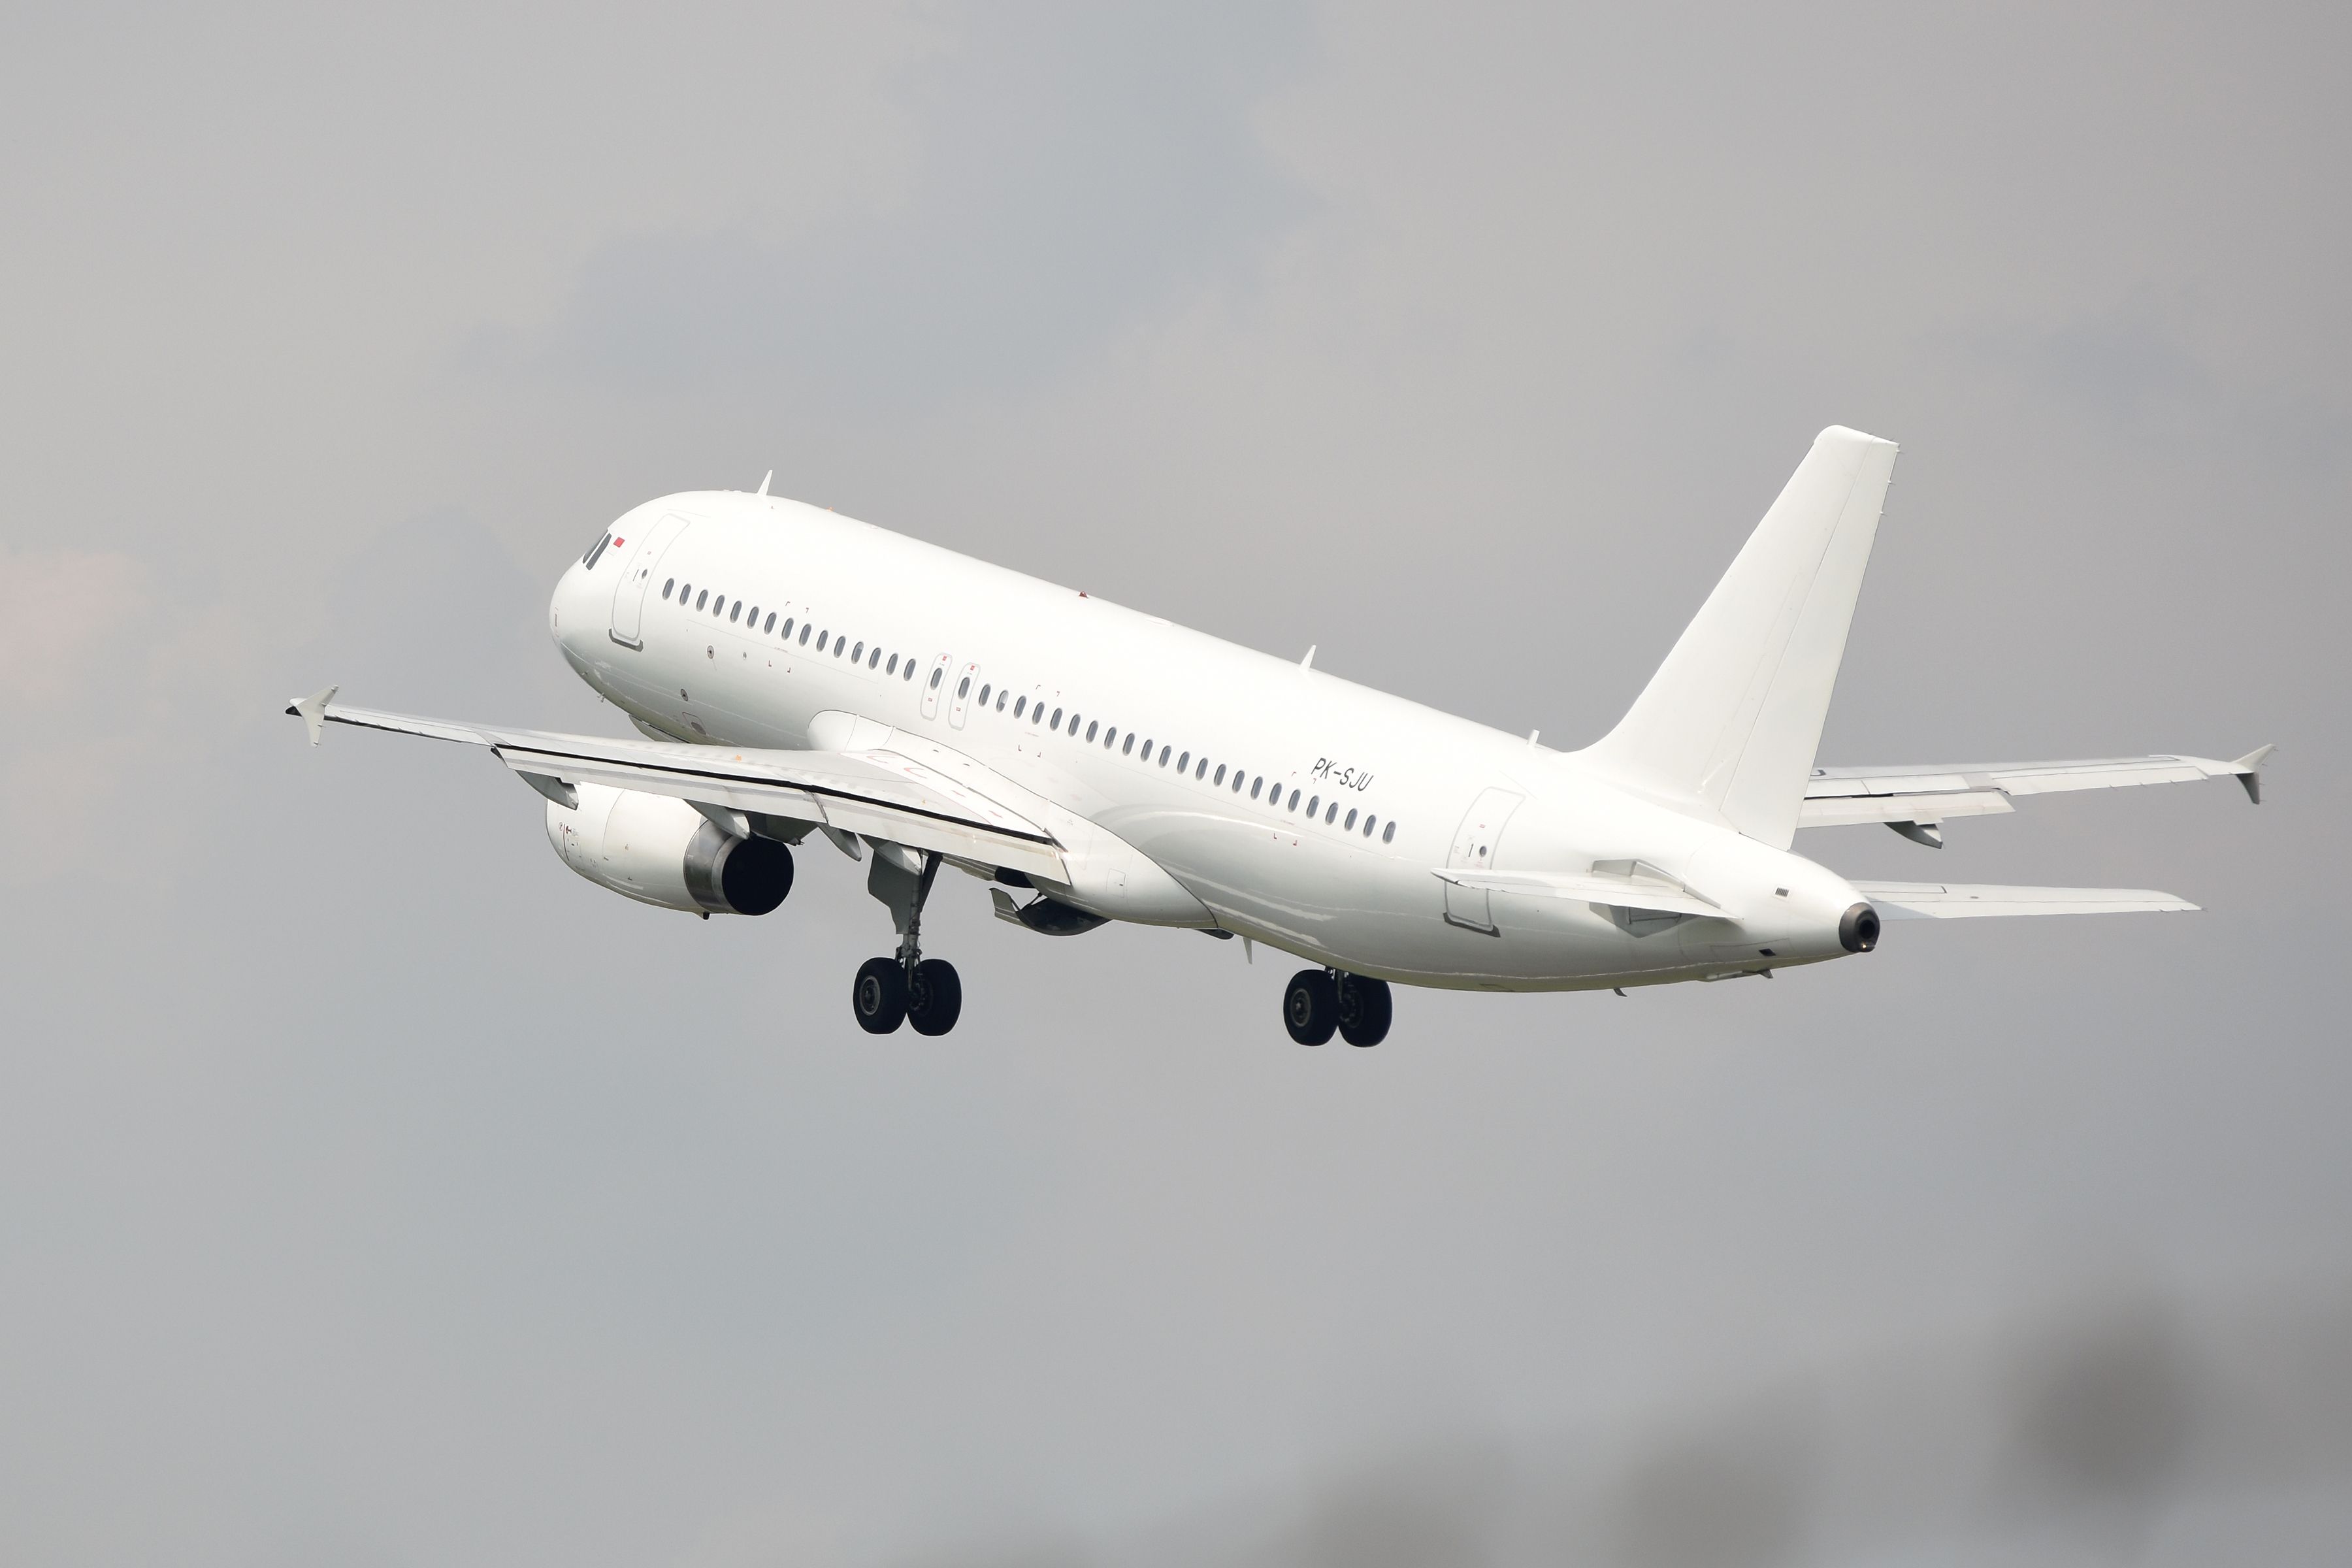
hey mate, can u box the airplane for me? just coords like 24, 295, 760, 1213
289, 427, 2270, 1044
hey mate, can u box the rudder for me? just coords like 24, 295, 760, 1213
1581, 425, 1898, 848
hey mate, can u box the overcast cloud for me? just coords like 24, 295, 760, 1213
2, 3, 2346, 1564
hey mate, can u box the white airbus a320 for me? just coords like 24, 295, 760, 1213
291, 429, 2268, 1043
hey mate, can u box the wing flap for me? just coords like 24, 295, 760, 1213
1857, 881, 2198, 919
292, 697, 1068, 880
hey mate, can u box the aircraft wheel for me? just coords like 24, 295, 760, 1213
1337, 974, 1393, 1047
853, 957, 907, 1034
907, 958, 963, 1036
1282, 969, 1339, 1046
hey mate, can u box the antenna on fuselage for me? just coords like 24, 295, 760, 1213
757, 470, 772, 496
1300, 645, 1316, 670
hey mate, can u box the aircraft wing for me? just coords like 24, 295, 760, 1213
1855, 881, 2198, 919
286, 688, 1068, 881
1801, 747, 2272, 833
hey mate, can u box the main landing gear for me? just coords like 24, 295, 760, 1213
853, 845, 963, 1036
1283, 968, 1393, 1047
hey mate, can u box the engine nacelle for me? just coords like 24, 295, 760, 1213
545, 781, 794, 915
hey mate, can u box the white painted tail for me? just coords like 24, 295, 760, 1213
1582, 426, 1899, 848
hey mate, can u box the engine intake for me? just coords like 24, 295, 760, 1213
547, 781, 794, 915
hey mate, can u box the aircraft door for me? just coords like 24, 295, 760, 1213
1443, 787, 1522, 933
919, 652, 955, 720
947, 661, 981, 728
608, 514, 691, 647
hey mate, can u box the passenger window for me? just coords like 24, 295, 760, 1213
904, 660, 915, 681
1014, 696, 1026, 717
1175, 751, 1188, 772
931, 667, 945, 689
978, 684, 991, 706
1362, 814, 1375, 837
1196, 758, 1208, 779
1288, 789, 1301, 811
853, 641, 864, 662
1250, 777, 1262, 799
1069, 712, 1081, 734
1213, 764, 1225, 785
798, 624, 811, 645
996, 691, 1008, 711
1122, 733, 1134, 755
1103, 727, 1115, 747
1382, 821, 1397, 843
887, 653, 898, 674
695, 589, 709, 610
747, 605, 759, 624
662, 578, 676, 600
1085, 721, 1098, 742
1344, 808, 1357, 830
1160, 745, 1171, 766
1326, 802, 1339, 823
834, 637, 845, 657
957, 676, 971, 698
870, 647, 881, 669
729, 602, 743, 623
714, 597, 725, 616
1050, 708, 1062, 730
763, 613, 776, 633
1307, 795, 1320, 817
1232, 771, 1243, 792
781, 617, 794, 639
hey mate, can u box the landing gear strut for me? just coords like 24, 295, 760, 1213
1284, 968, 1392, 1047
853, 844, 963, 1036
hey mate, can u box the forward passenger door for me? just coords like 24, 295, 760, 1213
608, 514, 691, 648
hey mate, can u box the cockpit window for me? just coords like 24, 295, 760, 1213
582, 530, 612, 565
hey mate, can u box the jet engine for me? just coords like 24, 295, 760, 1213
545, 781, 794, 915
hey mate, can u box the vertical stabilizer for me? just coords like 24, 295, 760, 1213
1582, 426, 1898, 848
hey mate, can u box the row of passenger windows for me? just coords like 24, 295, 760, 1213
663, 577, 921, 681
662, 574, 1399, 847
947, 672, 1400, 843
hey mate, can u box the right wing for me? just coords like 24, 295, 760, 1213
286, 688, 1068, 881
1802, 747, 2272, 836
1857, 881, 2198, 919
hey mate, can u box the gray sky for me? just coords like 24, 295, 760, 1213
3, 3, 2346, 1563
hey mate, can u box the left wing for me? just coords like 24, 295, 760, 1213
1802, 747, 2271, 840
1857, 881, 2197, 919
286, 688, 1068, 881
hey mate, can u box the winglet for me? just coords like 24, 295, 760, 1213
288, 685, 338, 746
2232, 743, 2276, 804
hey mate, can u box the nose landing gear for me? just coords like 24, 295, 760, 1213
851, 844, 964, 1036
1283, 968, 1392, 1047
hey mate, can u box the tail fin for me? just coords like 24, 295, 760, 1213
1582, 425, 1898, 848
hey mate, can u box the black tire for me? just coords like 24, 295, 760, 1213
1283, 969, 1338, 1046
1337, 974, 1393, 1047
853, 956, 907, 1034
907, 958, 963, 1036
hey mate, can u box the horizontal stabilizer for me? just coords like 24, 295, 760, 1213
1434, 866, 1722, 918
1856, 881, 2198, 919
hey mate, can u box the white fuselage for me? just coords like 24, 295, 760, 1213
547, 491, 1867, 990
